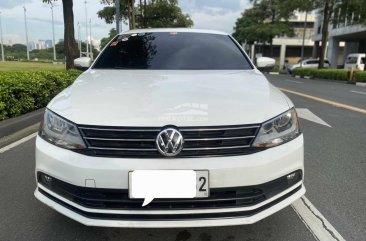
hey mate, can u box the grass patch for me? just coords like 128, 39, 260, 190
0, 61, 65, 71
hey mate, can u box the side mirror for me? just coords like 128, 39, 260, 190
74, 57, 92, 71
256, 57, 275, 72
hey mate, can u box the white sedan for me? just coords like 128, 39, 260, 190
35, 28, 305, 228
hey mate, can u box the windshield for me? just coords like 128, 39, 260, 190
93, 32, 253, 70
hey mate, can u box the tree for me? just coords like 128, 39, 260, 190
98, 0, 193, 30
43, 0, 79, 69
56, 41, 99, 59
233, 0, 298, 57
306, 0, 365, 69
100, 28, 117, 49
312, 0, 338, 68
97, 0, 131, 27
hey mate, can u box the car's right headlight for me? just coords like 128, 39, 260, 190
39, 109, 86, 150
252, 108, 301, 148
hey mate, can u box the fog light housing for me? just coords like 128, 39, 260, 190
44, 175, 52, 183
287, 173, 296, 180
286, 170, 302, 186
38, 172, 53, 187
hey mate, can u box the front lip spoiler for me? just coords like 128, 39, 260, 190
34, 184, 306, 227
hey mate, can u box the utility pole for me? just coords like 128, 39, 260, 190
23, 6, 30, 60
116, 0, 120, 33
0, 11, 5, 61
300, 11, 308, 67
89, 18, 92, 59
84, 1, 89, 57
50, 3, 56, 61
78, 22, 81, 57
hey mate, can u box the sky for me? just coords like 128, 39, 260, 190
0, 0, 250, 47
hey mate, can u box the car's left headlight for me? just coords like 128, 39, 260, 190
39, 109, 86, 149
252, 108, 301, 148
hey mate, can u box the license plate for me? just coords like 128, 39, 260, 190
129, 170, 209, 206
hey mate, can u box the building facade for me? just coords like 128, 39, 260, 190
312, 10, 366, 68
247, 12, 315, 69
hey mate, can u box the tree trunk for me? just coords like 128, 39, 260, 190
62, 0, 79, 70
270, 39, 273, 57
128, 0, 136, 29
139, 0, 143, 27
319, 0, 333, 69
143, 0, 147, 27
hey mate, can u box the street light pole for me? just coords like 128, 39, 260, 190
23, 6, 30, 60
84, 1, 89, 57
300, 11, 308, 66
78, 22, 81, 57
0, 11, 5, 62
50, 3, 56, 61
89, 18, 92, 59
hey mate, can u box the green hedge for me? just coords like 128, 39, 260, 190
0, 70, 81, 120
354, 71, 366, 82
292, 68, 366, 82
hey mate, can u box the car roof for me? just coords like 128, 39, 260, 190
120, 28, 228, 36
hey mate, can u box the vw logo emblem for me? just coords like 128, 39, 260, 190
156, 128, 184, 157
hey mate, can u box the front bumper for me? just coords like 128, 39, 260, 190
35, 134, 304, 227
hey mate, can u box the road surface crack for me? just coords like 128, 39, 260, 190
301, 197, 340, 241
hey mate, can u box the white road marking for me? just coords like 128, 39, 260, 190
280, 88, 366, 114
0, 132, 37, 154
350, 90, 366, 95
356, 82, 366, 87
285, 79, 304, 84
296, 108, 332, 128
292, 196, 346, 241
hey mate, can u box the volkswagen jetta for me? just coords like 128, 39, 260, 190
35, 28, 305, 228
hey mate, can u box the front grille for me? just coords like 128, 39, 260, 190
77, 125, 263, 158
38, 171, 302, 211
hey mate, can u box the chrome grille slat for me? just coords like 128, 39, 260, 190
88, 147, 157, 151
78, 124, 262, 158
79, 127, 160, 132
84, 137, 155, 141
180, 125, 260, 131
185, 136, 255, 141
183, 145, 251, 151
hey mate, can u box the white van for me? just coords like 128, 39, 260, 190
344, 53, 365, 71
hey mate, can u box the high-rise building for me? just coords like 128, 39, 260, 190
45, 40, 53, 49
28, 41, 35, 51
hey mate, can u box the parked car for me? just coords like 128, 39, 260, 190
344, 53, 365, 71
35, 28, 305, 228
288, 58, 330, 74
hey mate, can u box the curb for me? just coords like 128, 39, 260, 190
356, 82, 366, 87
0, 123, 39, 148
0, 108, 44, 148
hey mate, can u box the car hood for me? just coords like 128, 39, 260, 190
48, 69, 291, 126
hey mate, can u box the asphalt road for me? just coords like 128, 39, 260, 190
0, 74, 365, 241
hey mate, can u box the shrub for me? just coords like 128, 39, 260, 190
353, 71, 366, 82
292, 68, 316, 77
0, 70, 81, 120
292, 68, 350, 81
